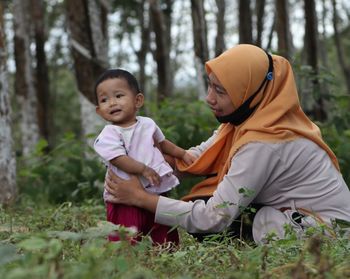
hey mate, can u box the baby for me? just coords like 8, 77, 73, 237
93, 69, 194, 244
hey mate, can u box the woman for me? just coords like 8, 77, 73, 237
105, 44, 350, 244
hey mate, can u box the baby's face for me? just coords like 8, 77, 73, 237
96, 78, 143, 127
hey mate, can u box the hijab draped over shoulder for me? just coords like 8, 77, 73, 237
177, 44, 339, 201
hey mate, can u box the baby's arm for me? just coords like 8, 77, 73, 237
110, 156, 161, 186
159, 140, 196, 166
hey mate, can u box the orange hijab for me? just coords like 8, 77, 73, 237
177, 44, 339, 201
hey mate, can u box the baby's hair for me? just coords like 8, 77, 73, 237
94, 69, 140, 105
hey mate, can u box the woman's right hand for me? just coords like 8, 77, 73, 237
105, 171, 159, 212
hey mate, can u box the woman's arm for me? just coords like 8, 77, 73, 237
105, 142, 278, 233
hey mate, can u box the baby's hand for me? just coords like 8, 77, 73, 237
142, 165, 161, 186
182, 151, 196, 166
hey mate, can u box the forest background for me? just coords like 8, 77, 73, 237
1, 0, 350, 278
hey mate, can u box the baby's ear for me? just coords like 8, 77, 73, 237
135, 93, 144, 108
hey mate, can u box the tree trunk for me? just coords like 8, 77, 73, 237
31, 0, 51, 148
65, 0, 107, 104
190, 0, 209, 100
275, 0, 294, 60
266, 13, 275, 50
239, 0, 253, 44
255, 0, 266, 47
0, 2, 17, 205
149, 0, 173, 103
319, 0, 329, 68
215, 0, 226, 56
331, 0, 350, 94
65, 0, 108, 144
304, 0, 326, 121
136, 0, 151, 94
13, 0, 40, 156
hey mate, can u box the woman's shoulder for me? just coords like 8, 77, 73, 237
235, 138, 321, 160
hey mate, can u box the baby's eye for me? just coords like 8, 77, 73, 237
100, 97, 107, 103
115, 93, 124, 98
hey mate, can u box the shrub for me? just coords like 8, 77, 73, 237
18, 132, 105, 204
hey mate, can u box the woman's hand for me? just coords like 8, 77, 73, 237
105, 171, 159, 212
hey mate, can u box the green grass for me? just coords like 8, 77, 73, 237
1, 200, 350, 279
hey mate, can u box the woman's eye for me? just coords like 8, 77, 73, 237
214, 85, 226, 95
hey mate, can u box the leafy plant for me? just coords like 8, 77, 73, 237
17, 132, 105, 204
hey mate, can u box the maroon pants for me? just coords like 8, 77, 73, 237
106, 202, 179, 245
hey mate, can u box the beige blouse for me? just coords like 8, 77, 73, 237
155, 137, 350, 243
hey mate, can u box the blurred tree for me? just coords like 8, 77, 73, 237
275, 0, 294, 60
303, 0, 326, 121
239, 0, 253, 44
65, 0, 108, 104
149, 0, 173, 103
31, 0, 51, 148
0, 2, 17, 205
215, 0, 226, 57
190, 0, 209, 100
13, 0, 40, 156
331, 0, 350, 93
64, 0, 108, 142
136, 0, 151, 94
255, 0, 266, 47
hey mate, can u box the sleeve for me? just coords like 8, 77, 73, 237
93, 126, 127, 161
187, 129, 219, 158
155, 142, 280, 233
153, 123, 166, 143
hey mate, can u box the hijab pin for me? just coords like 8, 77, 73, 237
266, 72, 273, 81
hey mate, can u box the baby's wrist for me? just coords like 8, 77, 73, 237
140, 163, 147, 174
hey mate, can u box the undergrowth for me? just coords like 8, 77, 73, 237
1, 201, 349, 279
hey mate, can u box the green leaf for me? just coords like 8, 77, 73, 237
0, 244, 20, 266
17, 237, 48, 251
47, 230, 82, 241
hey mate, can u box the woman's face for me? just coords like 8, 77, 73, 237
206, 72, 236, 117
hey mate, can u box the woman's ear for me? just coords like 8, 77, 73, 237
135, 93, 144, 109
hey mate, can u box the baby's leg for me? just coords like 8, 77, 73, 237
150, 223, 179, 245
106, 202, 145, 243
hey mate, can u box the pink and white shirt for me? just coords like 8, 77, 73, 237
94, 116, 179, 201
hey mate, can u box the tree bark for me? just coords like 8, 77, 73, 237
275, 0, 294, 60
149, 0, 173, 103
215, 0, 226, 56
136, 0, 151, 94
64, 0, 107, 104
31, 0, 51, 148
65, 0, 108, 145
304, 0, 326, 121
255, 0, 266, 47
190, 0, 209, 100
0, 2, 17, 205
239, 0, 253, 44
13, 0, 40, 156
331, 0, 350, 93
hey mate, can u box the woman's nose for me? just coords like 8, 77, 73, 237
206, 87, 216, 105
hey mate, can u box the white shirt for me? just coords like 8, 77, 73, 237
155, 136, 350, 243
